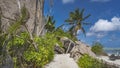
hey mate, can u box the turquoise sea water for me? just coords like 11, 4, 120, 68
104, 49, 120, 56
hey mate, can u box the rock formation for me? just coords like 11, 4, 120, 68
0, 0, 45, 36
55, 37, 96, 61
0, 0, 45, 68
70, 41, 96, 61
60, 37, 75, 53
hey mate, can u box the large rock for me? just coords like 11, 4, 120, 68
60, 37, 75, 53
54, 44, 65, 54
0, 54, 13, 68
55, 37, 96, 61
70, 41, 96, 61
0, 0, 32, 32
0, 0, 45, 35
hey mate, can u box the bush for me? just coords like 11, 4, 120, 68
23, 33, 59, 67
91, 42, 103, 55
54, 29, 77, 41
77, 54, 103, 68
7, 32, 59, 68
77, 54, 119, 68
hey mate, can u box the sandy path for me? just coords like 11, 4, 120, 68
45, 54, 79, 68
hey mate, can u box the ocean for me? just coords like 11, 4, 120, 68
104, 49, 120, 56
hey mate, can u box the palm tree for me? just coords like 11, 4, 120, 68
45, 16, 55, 32
65, 8, 91, 36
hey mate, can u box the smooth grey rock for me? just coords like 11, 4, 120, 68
60, 37, 75, 53
54, 44, 64, 54
70, 41, 96, 61
0, 55, 14, 68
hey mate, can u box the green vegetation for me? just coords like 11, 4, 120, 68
23, 33, 57, 67
0, 7, 90, 67
0, 6, 57, 68
77, 54, 104, 68
8, 5, 29, 34
7, 32, 61, 67
54, 28, 77, 41
45, 16, 55, 32
65, 8, 91, 36
0, 1, 91, 68
77, 54, 119, 68
91, 42, 104, 55
0, 5, 74, 67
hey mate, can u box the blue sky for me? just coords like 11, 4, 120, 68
44, 0, 120, 48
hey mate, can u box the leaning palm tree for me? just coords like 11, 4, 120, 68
65, 8, 91, 36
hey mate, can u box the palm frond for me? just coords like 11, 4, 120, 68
65, 19, 74, 24
80, 9, 85, 19
81, 27, 86, 36
75, 8, 80, 20
56, 24, 64, 30
65, 8, 90, 36
70, 12, 76, 20
82, 14, 91, 21
70, 12, 74, 17
82, 22, 92, 25
53, 20, 55, 24
68, 25, 74, 33
45, 15, 56, 32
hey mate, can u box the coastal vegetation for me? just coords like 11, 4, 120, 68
65, 8, 91, 37
0, 2, 89, 67
0, 0, 119, 68
77, 54, 119, 68
91, 42, 104, 55
77, 54, 103, 68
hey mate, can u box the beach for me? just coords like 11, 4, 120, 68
97, 56, 120, 67
45, 54, 79, 68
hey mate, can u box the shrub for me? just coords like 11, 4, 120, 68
77, 54, 103, 68
54, 29, 77, 41
77, 54, 119, 68
23, 33, 59, 67
91, 42, 104, 55
7, 32, 58, 68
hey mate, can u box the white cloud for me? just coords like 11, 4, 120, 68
86, 32, 107, 38
90, 19, 115, 32
87, 16, 120, 37
90, 17, 120, 32
91, 0, 110, 2
86, 32, 95, 36
62, 0, 75, 4
96, 33, 107, 38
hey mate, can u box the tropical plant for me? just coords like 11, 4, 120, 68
8, 5, 29, 34
23, 33, 56, 68
77, 54, 103, 68
77, 54, 119, 68
6, 32, 56, 68
45, 16, 55, 32
65, 8, 91, 36
53, 28, 77, 41
91, 42, 104, 55
0, 0, 57, 68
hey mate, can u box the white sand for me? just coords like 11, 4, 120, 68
45, 54, 120, 68
97, 56, 120, 67
45, 54, 79, 68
